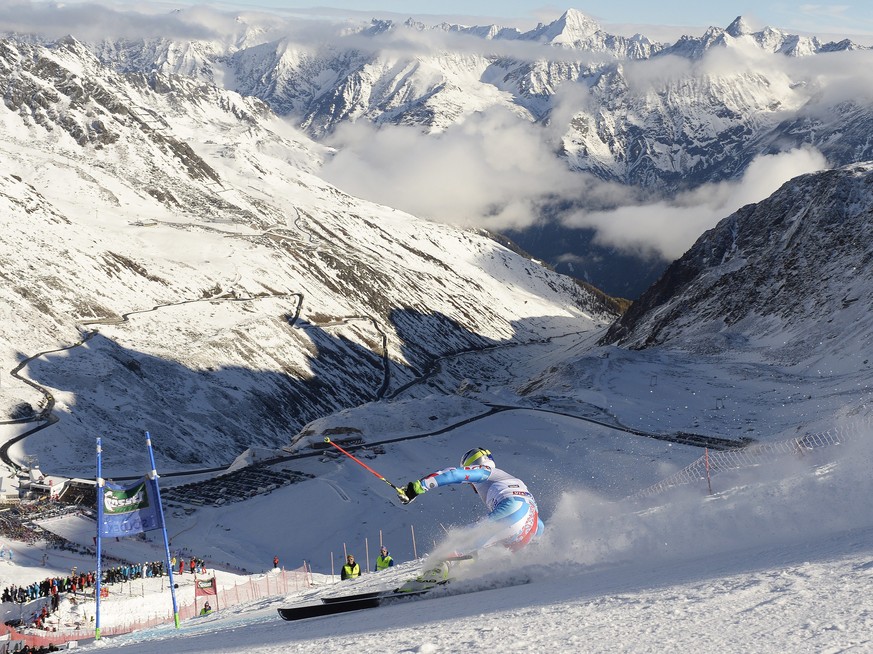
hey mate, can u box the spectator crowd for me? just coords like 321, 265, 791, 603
0, 555, 207, 632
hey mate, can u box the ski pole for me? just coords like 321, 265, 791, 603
324, 438, 407, 501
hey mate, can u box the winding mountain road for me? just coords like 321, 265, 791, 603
1, 206, 750, 487
2, 308, 750, 485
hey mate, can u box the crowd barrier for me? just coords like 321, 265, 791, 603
0, 564, 312, 649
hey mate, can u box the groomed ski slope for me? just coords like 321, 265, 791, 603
80, 536, 873, 653
81, 435, 873, 653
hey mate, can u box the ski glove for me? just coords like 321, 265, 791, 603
401, 479, 426, 504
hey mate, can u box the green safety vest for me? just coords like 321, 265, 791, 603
376, 554, 393, 570
341, 562, 360, 579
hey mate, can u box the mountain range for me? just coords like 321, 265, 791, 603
1, 12, 872, 651
83, 9, 873, 188
67, 7, 872, 296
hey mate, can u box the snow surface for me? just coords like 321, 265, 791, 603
2, 350, 872, 652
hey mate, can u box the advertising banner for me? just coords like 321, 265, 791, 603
99, 477, 163, 538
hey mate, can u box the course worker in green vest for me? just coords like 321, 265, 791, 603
341, 554, 361, 580
375, 546, 395, 571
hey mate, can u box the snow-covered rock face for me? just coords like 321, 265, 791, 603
0, 34, 616, 474
602, 163, 873, 364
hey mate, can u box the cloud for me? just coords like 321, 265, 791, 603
783, 49, 873, 109
320, 110, 828, 261
0, 0, 237, 40
561, 147, 828, 260
621, 52, 694, 92
321, 108, 612, 232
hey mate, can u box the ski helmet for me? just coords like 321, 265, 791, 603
460, 447, 494, 468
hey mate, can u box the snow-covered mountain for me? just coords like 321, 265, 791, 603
2, 8, 872, 479
602, 162, 873, 362
0, 33, 615, 474
661, 15, 858, 58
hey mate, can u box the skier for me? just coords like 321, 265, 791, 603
401, 447, 544, 554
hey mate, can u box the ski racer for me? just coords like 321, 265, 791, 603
401, 448, 544, 552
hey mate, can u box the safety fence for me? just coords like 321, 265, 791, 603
0, 564, 312, 650
629, 418, 872, 502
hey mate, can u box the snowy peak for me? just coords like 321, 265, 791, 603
366, 18, 396, 35
725, 16, 753, 37
368, 10, 604, 45
429, 9, 603, 45
662, 15, 855, 58
528, 8, 602, 45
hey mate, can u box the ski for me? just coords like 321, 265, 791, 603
278, 572, 531, 622
321, 590, 388, 604
278, 554, 525, 622
277, 589, 430, 621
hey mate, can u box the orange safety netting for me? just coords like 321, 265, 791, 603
0, 564, 312, 649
